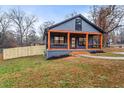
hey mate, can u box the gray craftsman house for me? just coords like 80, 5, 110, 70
43, 14, 104, 59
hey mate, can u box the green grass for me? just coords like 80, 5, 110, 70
0, 55, 124, 88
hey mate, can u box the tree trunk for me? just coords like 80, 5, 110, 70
103, 33, 109, 47
20, 35, 23, 47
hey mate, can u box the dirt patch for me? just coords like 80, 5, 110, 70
70, 51, 90, 55
62, 56, 77, 60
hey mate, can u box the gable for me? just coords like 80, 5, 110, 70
82, 19, 100, 32
50, 16, 102, 33
51, 18, 75, 31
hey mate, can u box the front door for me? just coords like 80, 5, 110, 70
71, 37, 76, 48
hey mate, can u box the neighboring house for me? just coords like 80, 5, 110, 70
43, 14, 104, 59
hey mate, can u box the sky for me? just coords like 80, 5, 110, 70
0, 5, 91, 35
0, 5, 91, 23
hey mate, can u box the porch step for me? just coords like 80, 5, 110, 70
70, 51, 90, 56
88, 50, 104, 53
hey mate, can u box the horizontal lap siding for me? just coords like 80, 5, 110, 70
51, 19, 75, 31
51, 17, 101, 33
46, 50, 70, 59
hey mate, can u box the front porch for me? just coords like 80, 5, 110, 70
47, 30, 102, 50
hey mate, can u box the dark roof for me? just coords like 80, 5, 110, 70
43, 14, 104, 39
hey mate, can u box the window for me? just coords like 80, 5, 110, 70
93, 36, 99, 45
79, 37, 86, 46
60, 37, 64, 44
75, 18, 82, 31
88, 35, 100, 48
54, 36, 59, 44
54, 36, 65, 45
71, 38, 76, 48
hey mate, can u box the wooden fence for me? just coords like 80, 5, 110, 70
3, 45, 45, 60
0, 53, 2, 61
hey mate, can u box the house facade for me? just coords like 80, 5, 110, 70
44, 14, 103, 59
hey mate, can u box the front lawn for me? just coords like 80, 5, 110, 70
0, 54, 124, 88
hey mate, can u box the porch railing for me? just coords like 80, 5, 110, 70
50, 43, 68, 48
88, 44, 100, 48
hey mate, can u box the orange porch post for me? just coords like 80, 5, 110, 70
68, 32, 70, 49
86, 32, 88, 49
100, 34, 103, 49
48, 31, 50, 50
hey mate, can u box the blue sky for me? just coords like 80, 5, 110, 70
0, 5, 91, 23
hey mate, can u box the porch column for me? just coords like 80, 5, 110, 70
100, 34, 103, 49
68, 32, 70, 49
48, 31, 50, 50
86, 32, 88, 49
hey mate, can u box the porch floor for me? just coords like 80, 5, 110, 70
47, 48, 103, 52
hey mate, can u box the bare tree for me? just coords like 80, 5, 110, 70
118, 27, 124, 44
39, 21, 55, 43
2, 31, 17, 48
65, 11, 78, 19
9, 8, 37, 46
26, 30, 40, 45
24, 16, 37, 45
0, 11, 12, 48
89, 5, 124, 46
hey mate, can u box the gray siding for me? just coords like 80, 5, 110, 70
81, 20, 99, 32
51, 17, 100, 33
46, 50, 70, 59
51, 19, 75, 31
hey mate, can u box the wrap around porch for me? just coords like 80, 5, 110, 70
47, 30, 102, 50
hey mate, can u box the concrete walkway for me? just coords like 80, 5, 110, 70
75, 54, 124, 60
113, 52, 124, 55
